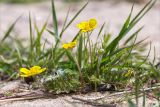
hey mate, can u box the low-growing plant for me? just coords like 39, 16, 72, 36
0, 0, 159, 105
0, 17, 21, 80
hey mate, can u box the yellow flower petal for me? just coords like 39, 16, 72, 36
19, 74, 30, 77
30, 66, 41, 71
20, 68, 30, 74
62, 41, 77, 49
77, 18, 97, 32
77, 21, 90, 32
62, 44, 69, 49
89, 18, 97, 29
39, 68, 47, 74
19, 66, 46, 77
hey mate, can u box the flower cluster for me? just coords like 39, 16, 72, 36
62, 41, 77, 49
19, 18, 97, 78
20, 66, 46, 77
77, 18, 97, 32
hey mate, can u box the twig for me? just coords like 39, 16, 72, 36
72, 96, 116, 107
0, 90, 44, 100
73, 85, 160, 101
0, 95, 45, 103
0, 92, 40, 100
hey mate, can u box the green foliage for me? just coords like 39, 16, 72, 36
43, 69, 80, 94
0, 17, 22, 80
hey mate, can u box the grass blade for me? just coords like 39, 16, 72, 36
1, 16, 21, 43
124, 27, 143, 45
28, 13, 34, 61
51, 0, 58, 36
63, 2, 88, 31
104, 4, 134, 55
59, 8, 70, 38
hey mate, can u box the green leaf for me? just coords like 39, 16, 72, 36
97, 23, 105, 40
59, 8, 70, 38
124, 27, 143, 45
63, 2, 88, 31
51, 0, 58, 36
1, 16, 21, 43
137, 42, 151, 67
34, 18, 48, 55
66, 50, 75, 64
104, 4, 134, 55
55, 50, 65, 63
101, 37, 147, 66
15, 43, 22, 67
54, 2, 88, 52
47, 29, 61, 42
104, 0, 155, 56
130, 0, 156, 25
28, 13, 34, 61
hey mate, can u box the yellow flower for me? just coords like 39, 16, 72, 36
62, 41, 77, 49
124, 69, 134, 77
62, 44, 69, 49
77, 21, 90, 32
19, 66, 46, 77
77, 18, 97, 32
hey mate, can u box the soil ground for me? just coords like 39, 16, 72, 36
0, 80, 159, 107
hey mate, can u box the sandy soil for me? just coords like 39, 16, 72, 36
0, 81, 92, 107
0, 81, 159, 107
